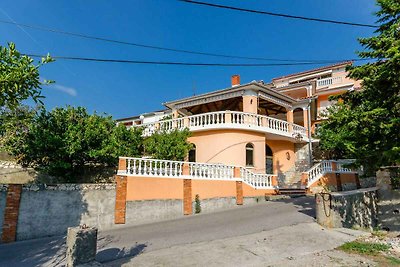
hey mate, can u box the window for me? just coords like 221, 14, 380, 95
246, 143, 254, 167
265, 145, 273, 174
188, 145, 196, 162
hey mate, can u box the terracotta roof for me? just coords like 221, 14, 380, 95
272, 61, 353, 81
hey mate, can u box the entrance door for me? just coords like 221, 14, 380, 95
266, 145, 273, 174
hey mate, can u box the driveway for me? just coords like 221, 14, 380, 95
0, 197, 322, 266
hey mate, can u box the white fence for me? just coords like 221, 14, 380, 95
133, 111, 307, 141
119, 157, 276, 189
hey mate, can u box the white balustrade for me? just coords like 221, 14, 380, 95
317, 77, 343, 88
133, 111, 307, 141
188, 162, 234, 180
240, 167, 275, 189
306, 160, 355, 187
119, 157, 276, 189
125, 157, 184, 177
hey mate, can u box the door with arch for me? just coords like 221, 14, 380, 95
265, 144, 273, 174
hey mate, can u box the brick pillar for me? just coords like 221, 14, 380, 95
236, 181, 243, 205
1, 184, 22, 243
233, 167, 243, 205
335, 173, 342, 192
118, 158, 127, 172
114, 176, 127, 224
355, 173, 361, 189
183, 179, 192, 215
301, 173, 308, 187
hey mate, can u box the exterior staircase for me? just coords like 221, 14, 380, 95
277, 171, 306, 196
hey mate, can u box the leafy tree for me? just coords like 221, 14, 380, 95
0, 106, 143, 182
318, 0, 400, 175
0, 42, 53, 109
144, 128, 192, 161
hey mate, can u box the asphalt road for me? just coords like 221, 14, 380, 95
0, 197, 315, 266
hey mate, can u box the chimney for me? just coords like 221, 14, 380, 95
231, 75, 240, 87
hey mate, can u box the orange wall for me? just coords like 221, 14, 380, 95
265, 140, 295, 174
309, 173, 357, 188
188, 129, 266, 173
127, 177, 183, 200
243, 183, 276, 196
192, 180, 236, 199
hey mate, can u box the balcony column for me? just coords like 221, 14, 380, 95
242, 90, 258, 114
286, 108, 294, 133
224, 110, 232, 124
303, 107, 309, 135
172, 109, 178, 129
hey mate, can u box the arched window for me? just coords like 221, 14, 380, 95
188, 144, 196, 162
246, 143, 254, 167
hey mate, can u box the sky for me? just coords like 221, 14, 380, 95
0, 0, 378, 119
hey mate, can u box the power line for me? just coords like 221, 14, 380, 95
26, 54, 369, 67
179, 0, 378, 28
1, 19, 367, 63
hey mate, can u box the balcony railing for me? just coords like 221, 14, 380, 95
133, 111, 308, 141
118, 157, 277, 189
316, 77, 343, 88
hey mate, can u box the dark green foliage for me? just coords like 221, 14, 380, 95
144, 128, 193, 161
195, 194, 201, 214
318, 0, 400, 175
0, 42, 53, 109
0, 106, 143, 182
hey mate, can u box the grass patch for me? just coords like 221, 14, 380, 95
371, 230, 388, 240
386, 256, 400, 265
338, 241, 390, 255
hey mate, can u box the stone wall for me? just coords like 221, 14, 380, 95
0, 185, 7, 239
13, 184, 116, 241
316, 187, 378, 229
376, 168, 400, 231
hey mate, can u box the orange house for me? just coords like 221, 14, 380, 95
114, 62, 361, 220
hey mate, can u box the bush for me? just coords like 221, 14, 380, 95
195, 194, 201, 214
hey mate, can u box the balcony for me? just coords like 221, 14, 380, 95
132, 111, 308, 142
316, 76, 343, 89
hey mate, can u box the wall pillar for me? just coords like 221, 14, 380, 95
1, 184, 22, 243
242, 90, 258, 114
183, 179, 192, 215
118, 158, 127, 172
114, 176, 127, 224
302, 107, 309, 135
236, 181, 243, 205
286, 109, 294, 133
355, 173, 361, 189
233, 167, 243, 205
224, 110, 232, 124
335, 173, 343, 192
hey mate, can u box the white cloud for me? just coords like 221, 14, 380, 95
49, 84, 77, 97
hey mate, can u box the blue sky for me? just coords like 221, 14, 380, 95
1, 0, 378, 119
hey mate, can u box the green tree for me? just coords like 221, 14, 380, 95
318, 0, 400, 174
1, 106, 143, 182
144, 128, 192, 161
0, 42, 53, 109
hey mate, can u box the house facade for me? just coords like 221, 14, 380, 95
113, 62, 361, 222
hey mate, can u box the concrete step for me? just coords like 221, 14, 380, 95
278, 188, 306, 195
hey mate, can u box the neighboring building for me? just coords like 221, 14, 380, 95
118, 62, 360, 187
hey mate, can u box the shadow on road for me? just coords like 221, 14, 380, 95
274, 196, 316, 218
97, 243, 147, 266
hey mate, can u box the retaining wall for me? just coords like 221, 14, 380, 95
316, 187, 378, 229
2, 184, 116, 241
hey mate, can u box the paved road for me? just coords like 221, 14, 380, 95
0, 197, 315, 266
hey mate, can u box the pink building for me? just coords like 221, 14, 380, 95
115, 62, 361, 221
